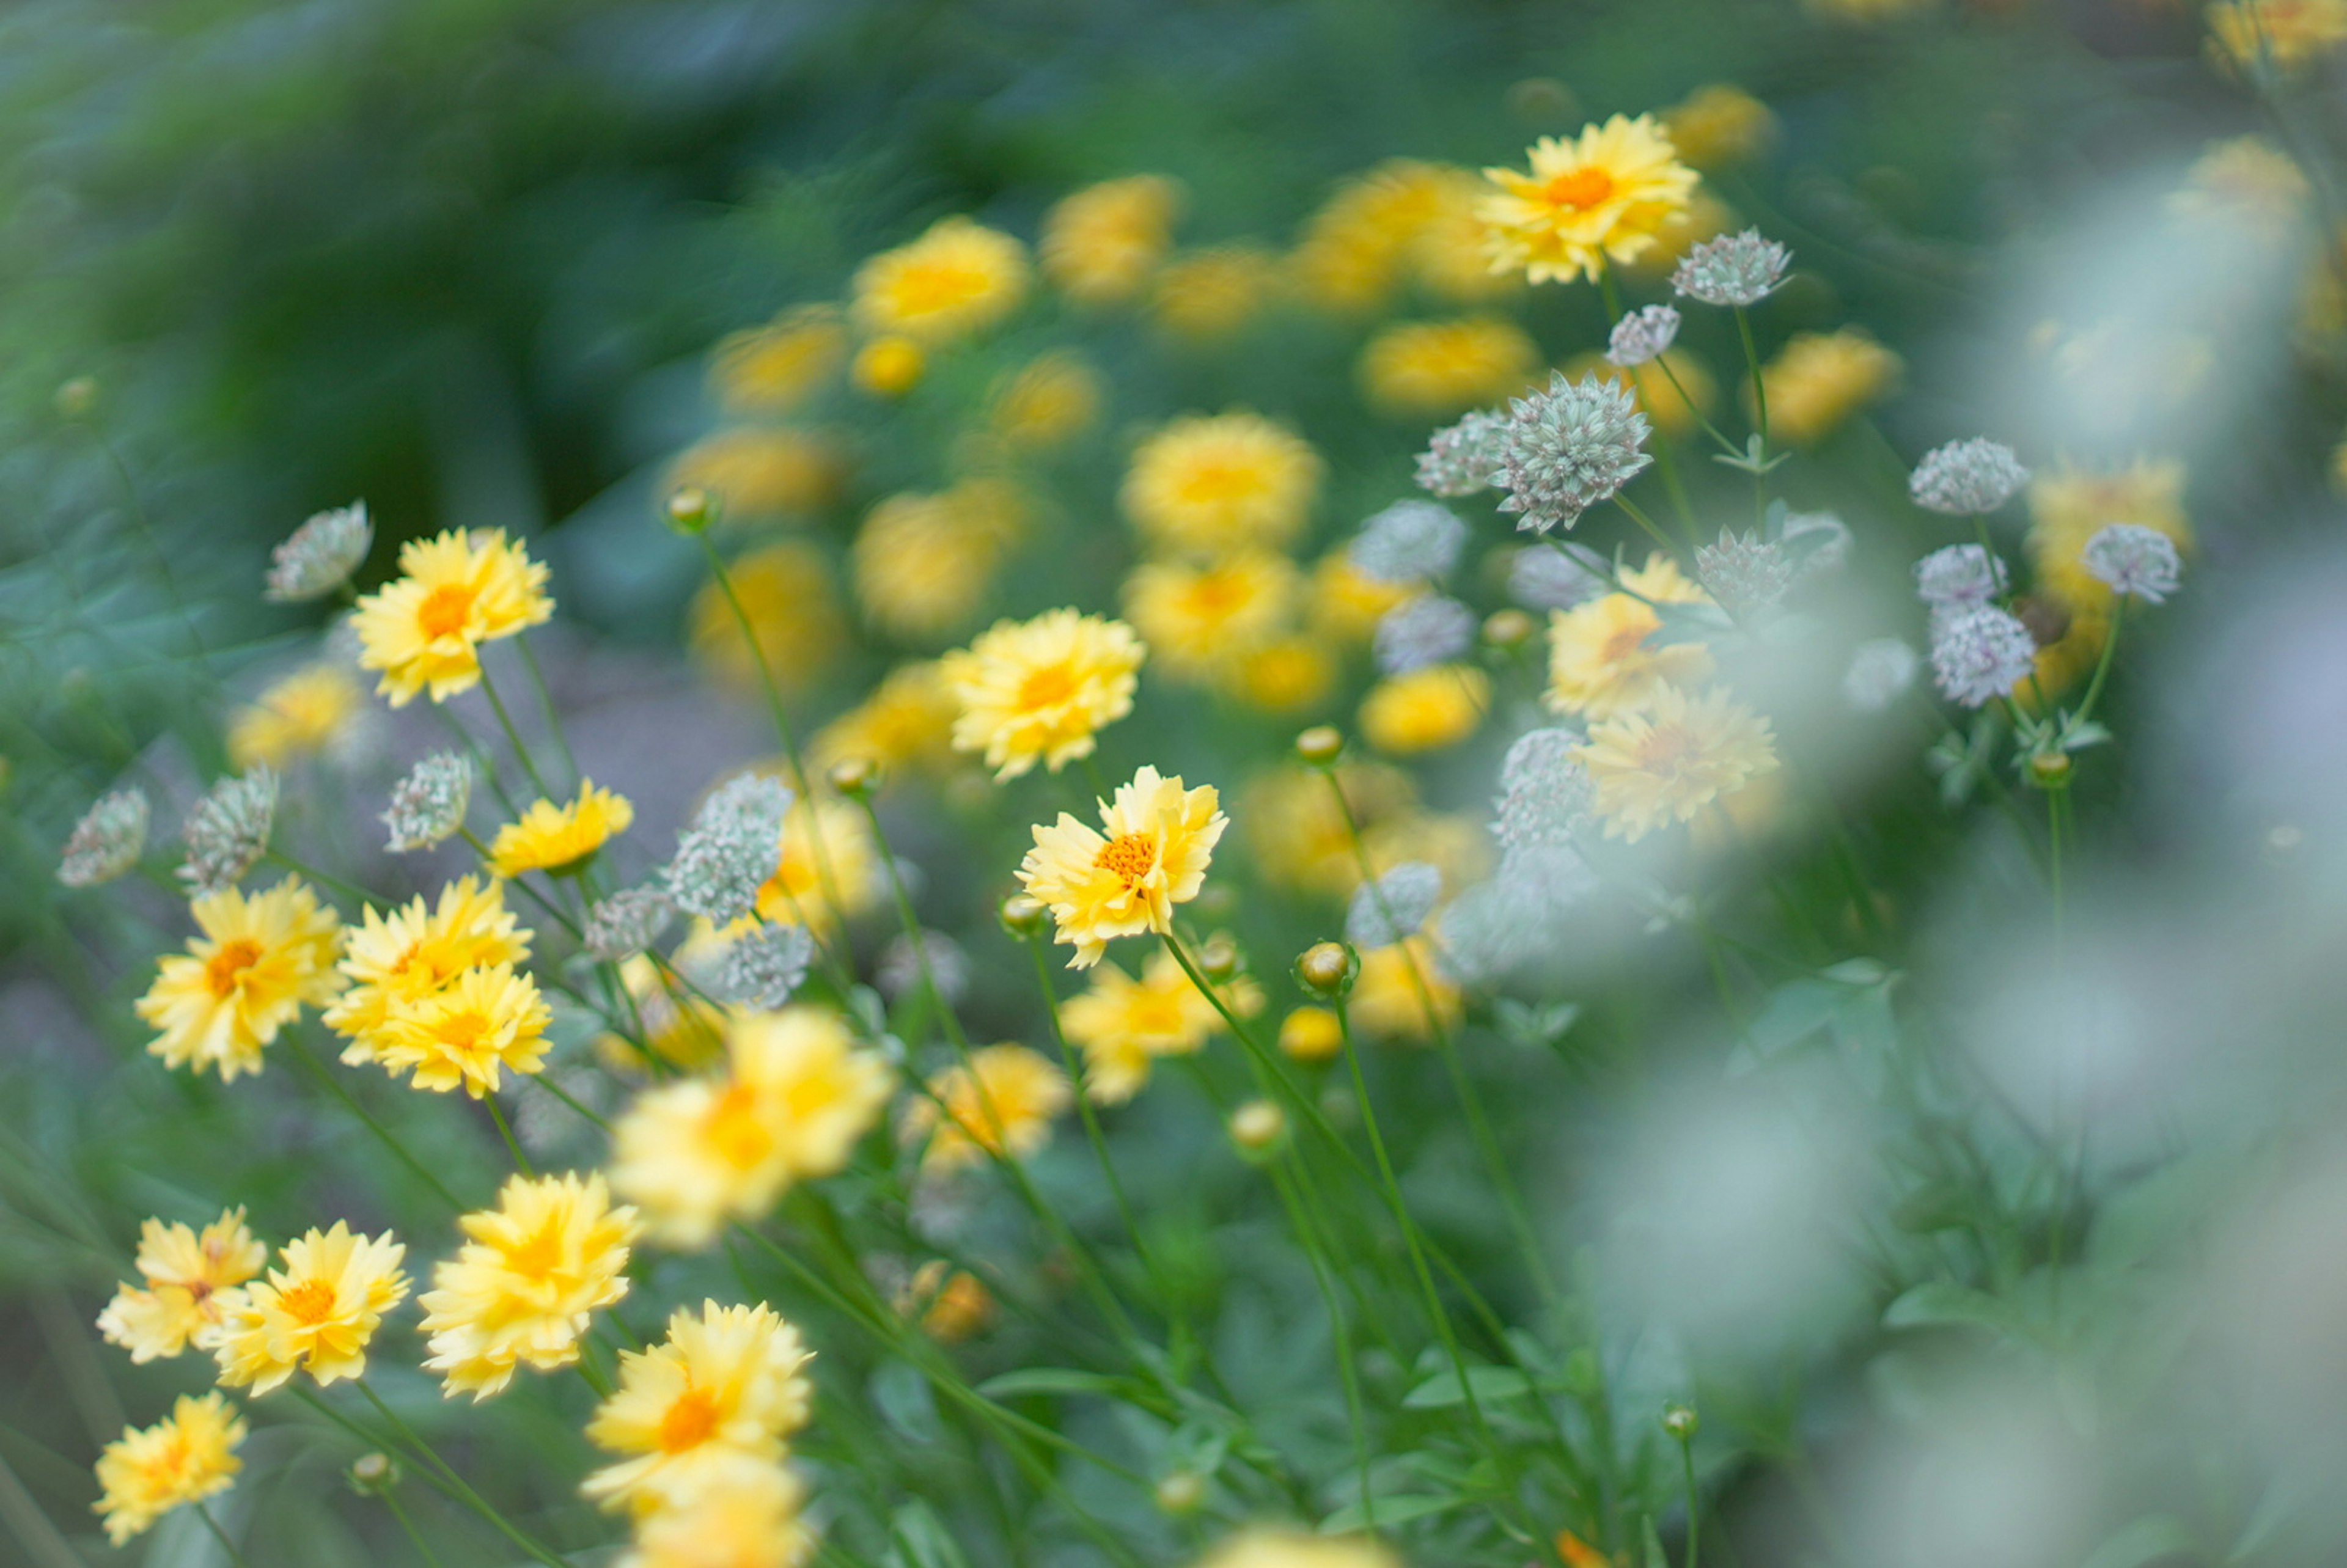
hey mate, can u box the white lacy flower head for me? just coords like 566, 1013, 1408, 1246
1914, 544, 2009, 611
2081, 523, 2182, 604
265, 502, 372, 603
1696, 530, 1796, 617
1509, 544, 1603, 610
879, 929, 970, 1005
1908, 439, 2029, 516
583, 886, 676, 962
664, 774, 793, 926
383, 752, 474, 853
178, 769, 279, 895
1495, 727, 1593, 855
1437, 846, 1595, 984
1930, 606, 2038, 708
1350, 500, 1466, 584
1670, 229, 1791, 307
58, 786, 150, 888
697, 923, 816, 1011
1373, 594, 1478, 675
1605, 304, 1681, 368
1415, 409, 1507, 498
1493, 372, 1653, 534
1843, 638, 1921, 713
1345, 861, 1444, 949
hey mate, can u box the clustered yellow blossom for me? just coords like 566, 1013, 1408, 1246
1577, 683, 1781, 842
1348, 936, 1463, 1043
942, 608, 1146, 780
1361, 664, 1492, 756
1357, 315, 1541, 417
670, 427, 848, 521
990, 351, 1105, 451
1061, 948, 1259, 1103
1481, 114, 1700, 284
353, 529, 553, 706
1754, 330, 1902, 444
814, 661, 962, 782
708, 304, 850, 415
98, 1207, 268, 1363
419, 1171, 641, 1399
212, 1221, 410, 1394
1662, 84, 1778, 170
490, 781, 636, 877
227, 664, 365, 771
1123, 551, 1301, 683
1018, 764, 1227, 968
92, 1393, 246, 1545
1153, 245, 1288, 340
903, 1043, 1071, 1171
134, 877, 344, 1082
1291, 161, 1513, 313
328, 874, 533, 1063
755, 795, 881, 933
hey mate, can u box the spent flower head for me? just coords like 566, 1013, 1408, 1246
1909, 438, 2030, 516
1494, 372, 1653, 534
178, 769, 278, 896
1414, 409, 1507, 498
664, 774, 794, 926
1843, 638, 1921, 712
1670, 228, 1791, 307
1605, 304, 1682, 367
2082, 522, 2183, 604
1495, 727, 1594, 855
1914, 544, 2010, 611
1350, 500, 1466, 583
1374, 594, 1478, 675
383, 752, 474, 853
59, 786, 150, 888
583, 887, 677, 963
1930, 606, 2038, 708
265, 502, 372, 603
1345, 861, 1444, 949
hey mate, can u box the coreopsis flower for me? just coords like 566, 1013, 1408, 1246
419, 1172, 641, 1400
1481, 114, 1700, 284
586, 888, 678, 964
707, 305, 848, 416
1929, 606, 2038, 708
1309, 550, 1417, 646
1360, 664, 1491, 755
1122, 551, 1299, 681
265, 502, 372, 603
352, 529, 553, 706
942, 609, 1146, 782
851, 216, 1029, 344
667, 775, 795, 927
371, 962, 552, 1097
1357, 315, 1540, 417
1291, 159, 1452, 314
1345, 861, 1444, 949
1606, 304, 1683, 367
1693, 530, 1796, 618
227, 664, 366, 772
178, 768, 278, 896
135, 877, 343, 1082
1060, 950, 1251, 1104
688, 542, 845, 695
1018, 765, 1227, 969
2208, 0, 2347, 72
1546, 552, 1715, 718
1151, 245, 1286, 340
383, 751, 474, 853
851, 335, 925, 398
611, 1007, 893, 1248
326, 875, 530, 1062
755, 796, 882, 934
904, 1044, 1071, 1171
2081, 523, 2183, 604
851, 481, 1021, 643
1493, 372, 1653, 533
213, 1222, 410, 1394
1909, 438, 2029, 516
1121, 412, 1322, 557
1753, 330, 1901, 444
600, 954, 726, 1073
1663, 84, 1779, 170
1374, 594, 1478, 675
989, 351, 1104, 450
582, 1301, 813, 1514
1232, 636, 1339, 715
1350, 500, 1465, 584
1576, 684, 1780, 841
1670, 228, 1791, 307
1042, 175, 1183, 307
490, 782, 635, 878
701, 923, 817, 1011
1495, 728, 1594, 855
2025, 459, 2192, 614
812, 662, 961, 782
1843, 639, 1922, 712
899, 1261, 995, 1341
669, 428, 848, 521
97, 1208, 267, 1363
1348, 936, 1463, 1042
92, 1393, 246, 1545
2170, 137, 2309, 235
1241, 760, 1420, 899
619, 1456, 814, 1568
58, 785, 149, 887
1510, 544, 1603, 610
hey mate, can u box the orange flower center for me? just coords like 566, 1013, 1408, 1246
656, 1388, 723, 1453
1093, 832, 1157, 884
1634, 723, 1700, 779
1183, 570, 1248, 618
278, 1278, 338, 1325
1544, 167, 1617, 212
504, 1223, 567, 1281
416, 583, 477, 641
205, 939, 266, 999
1016, 662, 1081, 711
707, 1082, 778, 1171
1174, 458, 1266, 508
435, 1009, 493, 1060
1600, 617, 1656, 665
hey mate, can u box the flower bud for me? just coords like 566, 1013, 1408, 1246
1293, 725, 1344, 767
1196, 932, 1241, 983
853, 335, 925, 398
54, 376, 100, 420
347, 1452, 400, 1495
999, 893, 1049, 937
1278, 1005, 1343, 1064
1228, 1099, 1288, 1161
1482, 607, 1536, 650
1153, 1470, 1207, 1517
2026, 750, 2072, 789
827, 755, 881, 799
665, 485, 718, 535
1295, 940, 1356, 1000
1662, 1403, 1699, 1441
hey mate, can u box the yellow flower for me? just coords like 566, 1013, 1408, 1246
1152, 244, 1287, 341
1307, 550, 1417, 643
611, 1006, 894, 1248
1623, 188, 1740, 279
1279, 1005, 1344, 1063
134, 877, 343, 1082
1663, 84, 1778, 170
1545, 552, 1715, 719
851, 480, 1024, 643
990, 351, 1105, 451
1349, 936, 1461, 1043
1123, 551, 1300, 681
1361, 664, 1491, 755
689, 541, 845, 695
2169, 137, 2308, 235
1578, 684, 1779, 842
902, 1261, 996, 1343
1563, 349, 1719, 440
1196, 1526, 1401, 1568
92, 1393, 246, 1545
1290, 160, 1455, 315
1043, 175, 1183, 307
1752, 330, 1901, 445
227, 664, 365, 771
600, 953, 729, 1074
850, 335, 925, 397
419, 1171, 641, 1399
812, 661, 961, 782
1241, 761, 1420, 899
669, 428, 848, 522
1123, 412, 1321, 558
708, 306, 848, 415
490, 782, 634, 877
326, 875, 532, 1064
372, 962, 552, 1097
1358, 316, 1541, 417
1061, 948, 1256, 1104
1017, 765, 1227, 969
2025, 459, 2192, 615
851, 216, 1029, 344
755, 796, 881, 934
353, 529, 553, 706
619, 1457, 814, 1568
903, 1044, 1070, 1170
2209, 0, 2347, 71
213, 1222, 410, 1394
1482, 115, 1701, 285
582, 1300, 813, 1515
1408, 166, 1526, 305
942, 609, 1145, 782
1362, 810, 1493, 895
1231, 635, 1337, 715
97, 1208, 268, 1363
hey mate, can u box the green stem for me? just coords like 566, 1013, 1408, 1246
2066, 597, 2126, 733
263, 848, 376, 910
515, 636, 581, 788
476, 665, 553, 801
1613, 494, 1682, 562
1677, 1429, 1701, 1568
380, 1485, 448, 1568
284, 1033, 465, 1212
1265, 1152, 1373, 1530
529, 1072, 613, 1134
356, 1382, 573, 1568
1733, 306, 1769, 448
483, 1093, 534, 1176
195, 1502, 254, 1568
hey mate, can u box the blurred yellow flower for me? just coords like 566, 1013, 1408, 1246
756, 795, 881, 934
852, 216, 1029, 344
2169, 137, 2307, 235
1123, 412, 1321, 558
1230, 634, 1337, 715
2209, 0, 2347, 71
1409, 166, 1526, 305
2015, 606, 2110, 707
1545, 552, 1714, 719
619, 1457, 813, 1568
1664, 84, 1778, 170
1564, 348, 1718, 440
1018, 764, 1227, 969
227, 664, 364, 771
903, 1044, 1071, 1170
1753, 329, 1901, 444
1153, 245, 1287, 341
1623, 188, 1739, 279
419, 1171, 640, 1400
1361, 809, 1492, 893
327, 876, 530, 1063
990, 351, 1104, 451
1482, 115, 1700, 285
1806, 0, 1937, 18
1307, 549, 1416, 644
92, 1393, 245, 1545
903, 1261, 996, 1343
1241, 761, 1419, 899
600, 953, 727, 1073
98, 1208, 267, 1364
1043, 175, 1183, 307
1196, 1526, 1401, 1568
708, 305, 848, 415
851, 334, 927, 397
582, 1300, 812, 1515
2025, 458, 2192, 615
669, 428, 848, 523
942, 608, 1145, 781
1279, 1005, 1343, 1063
353, 528, 553, 706
814, 661, 962, 782
1060, 948, 1255, 1103
1578, 684, 1779, 842
135, 877, 343, 1082
213, 1222, 410, 1394
1358, 316, 1541, 417
1290, 160, 1460, 315
1360, 663, 1491, 755
853, 480, 1024, 643
689, 541, 846, 695
373, 962, 552, 1098
1123, 551, 1300, 681
490, 782, 634, 877
1349, 935, 1461, 1043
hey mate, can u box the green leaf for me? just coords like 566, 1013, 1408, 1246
1882, 1282, 2027, 1339
1317, 1493, 1464, 1534
976, 1366, 1130, 1401
1402, 1365, 1535, 1407
2077, 1514, 2197, 1568
888, 1500, 975, 1568
1642, 1515, 1670, 1568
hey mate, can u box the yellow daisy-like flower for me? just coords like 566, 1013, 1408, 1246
326, 875, 531, 1064
212, 1222, 410, 1394
1152, 245, 1287, 341
1197, 1526, 1402, 1568
1121, 412, 1323, 557
353, 529, 553, 706
97, 1207, 268, 1363
903, 1044, 1071, 1171
708, 305, 849, 416
598, 954, 728, 1074
1290, 160, 1453, 315
611, 1006, 894, 1249
1042, 175, 1183, 307
1663, 84, 1778, 170
851, 480, 1024, 643
942, 609, 1146, 782
1752, 330, 1901, 445
902, 1262, 996, 1343
689, 541, 845, 695
372, 962, 553, 1098
227, 663, 365, 771
1358, 316, 1541, 417
2209, 0, 2347, 71
1348, 936, 1462, 1044
1241, 761, 1421, 899
1307, 549, 1417, 643
419, 1171, 641, 1400
490, 782, 635, 878
1482, 114, 1701, 285
134, 877, 344, 1082
2169, 137, 2308, 235
619, 1456, 814, 1568
92, 1393, 246, 1545
2024, 458, 2192, 616
1360, 664, 1491, 755
851, 335, 925, 398
755, 796, 881, 934
669, 428, 848, 523
989, 351, 1105, 452
1017, 764, 1227, 969
582, 1300, 813, 1515
1408, 166, 1526, 306
851, 216, 1029, 345
1122, 551, 1300, 682
1545, 552, 1715, 719
1061, 948, 1257, 1104
1577, 684, 1779, 843
1231, 634, 1337, 716
812, 661, 962, 783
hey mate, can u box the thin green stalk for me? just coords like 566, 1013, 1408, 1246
2067, 597, 2126, 731
515, 636, 581, 787
476, 665, 553, 801
1733, 306, 1769, 448
484, 1093, 534, 1176
1676, 1427, 1700, 1568
1614, 494, 1682, 562
380, 1485, 448, 1568
1264, 1153, 1373, 1530
264, 848, 376, 909
1652, 353, 1743, 457
529, 1072, 613, 1134
196, 1502, 255, 1568
356, 1382, 573, 1568
284, 1033, 464, 1212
